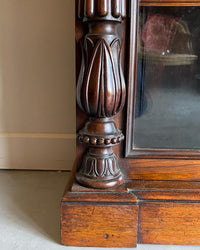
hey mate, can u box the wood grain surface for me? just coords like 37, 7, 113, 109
61, 204, 138, 247
61, 176, 200, 247
139, 202, 200, 245
68, 0, 200, 247
120, 158, 200, 181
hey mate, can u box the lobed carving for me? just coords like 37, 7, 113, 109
76, 0, 126, 189
81, 157, 119, 178
80, 153, 120, 177
77, 36, 126, 117
76, 148, 123, 189
78, 0, 126, 21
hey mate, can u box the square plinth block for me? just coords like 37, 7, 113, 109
60, 177, 138, 248
61, 203, 137, 248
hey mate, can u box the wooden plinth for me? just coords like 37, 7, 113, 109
61, 171, 200, 248
60, 175, 138, 248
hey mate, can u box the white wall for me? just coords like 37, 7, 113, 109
0, 0, 76, 169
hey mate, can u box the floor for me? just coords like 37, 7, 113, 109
0, 170, 199, 250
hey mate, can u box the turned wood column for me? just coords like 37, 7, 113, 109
76, 0, 126, 189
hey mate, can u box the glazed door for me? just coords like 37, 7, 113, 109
126, 0, 200, 157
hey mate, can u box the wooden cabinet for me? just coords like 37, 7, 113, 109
61, 0, 200, 247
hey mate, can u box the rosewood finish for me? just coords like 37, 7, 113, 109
61, 0, 200, 248
76, 0, 126, 189
61, 174, 200, 247
61, 172, 138, 248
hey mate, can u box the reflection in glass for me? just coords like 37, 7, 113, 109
134, 6, 200, 149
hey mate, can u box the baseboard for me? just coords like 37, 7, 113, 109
0, 133, 76, 170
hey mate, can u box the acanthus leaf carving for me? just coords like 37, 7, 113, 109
79, 153, 121, 178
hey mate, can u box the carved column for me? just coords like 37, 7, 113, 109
76, 0, 126, 189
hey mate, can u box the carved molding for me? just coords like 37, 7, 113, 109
77, 36, 125, 117
76, 0, 126, 189
78, 118, 124, 145
76, 147, 123, 189
78, 0, 126, 21
77, 134, 124, 146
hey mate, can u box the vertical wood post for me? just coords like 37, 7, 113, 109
76, 0, 127, 188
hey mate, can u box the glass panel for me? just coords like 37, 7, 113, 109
134, 6, 200, 149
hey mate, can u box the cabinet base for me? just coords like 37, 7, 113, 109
61, 172, 200, 247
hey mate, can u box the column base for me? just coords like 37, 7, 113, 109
61, 171, 138, 248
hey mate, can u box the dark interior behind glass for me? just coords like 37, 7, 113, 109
133, 6, 200, 149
